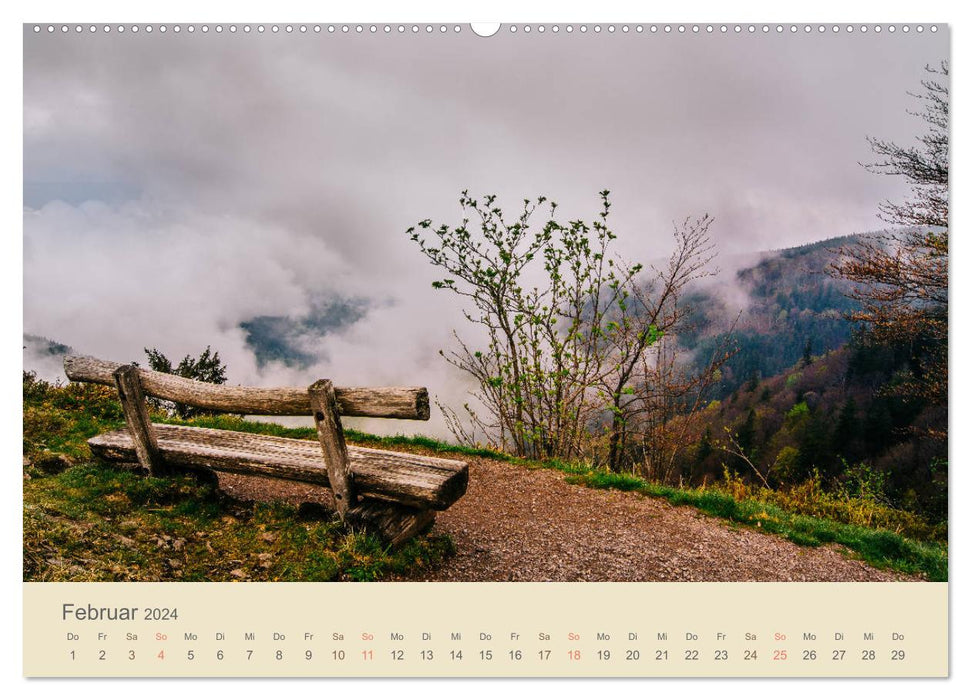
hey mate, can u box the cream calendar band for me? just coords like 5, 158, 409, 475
23, 583, 947, 677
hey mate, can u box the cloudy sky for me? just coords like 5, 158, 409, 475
23, 24, 948, 434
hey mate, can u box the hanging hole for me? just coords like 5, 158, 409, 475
470, 23, 500, 37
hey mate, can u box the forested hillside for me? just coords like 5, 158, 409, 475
681, 236, 862, 399
676, 334, 947, 527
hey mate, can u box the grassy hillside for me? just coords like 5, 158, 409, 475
23, 372, 946, 581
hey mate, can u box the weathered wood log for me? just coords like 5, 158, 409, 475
308, 379, 355, 518
88, 424, 468, 510
64, 356, 430, 420
346, 501, 435, 548
112, 365, 165, 476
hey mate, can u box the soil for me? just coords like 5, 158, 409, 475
216, 454, 919, 583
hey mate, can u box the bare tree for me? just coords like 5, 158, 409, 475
618, 321, 737, 481
716, 425, 771, 488
830, 61, 948, 412
598, 216, 726, 472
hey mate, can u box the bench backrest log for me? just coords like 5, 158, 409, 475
64, 356, 430, 420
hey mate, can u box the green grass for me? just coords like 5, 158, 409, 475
343, 429, 514, 461
159, 413, 318, 440
24, 463, 453, 582
22, 376, 125, 465
164, 413, 514, 461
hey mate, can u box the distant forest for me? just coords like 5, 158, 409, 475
681, 236, 863, 400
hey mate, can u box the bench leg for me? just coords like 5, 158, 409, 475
347, 501, 435, 548
113, 365, 165, 476
308, 379, 355, 520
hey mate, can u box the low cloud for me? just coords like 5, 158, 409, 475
23, 197, 476, 437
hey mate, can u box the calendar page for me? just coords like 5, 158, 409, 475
21, 16, 950, 680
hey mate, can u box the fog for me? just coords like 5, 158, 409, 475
23, 24, 948, 437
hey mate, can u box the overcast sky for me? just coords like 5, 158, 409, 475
22, 24, 948, 434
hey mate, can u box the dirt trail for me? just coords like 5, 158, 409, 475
217, 455, 918, 582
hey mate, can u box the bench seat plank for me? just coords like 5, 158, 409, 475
88, 423, 468, 511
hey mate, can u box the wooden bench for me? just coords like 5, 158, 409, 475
64, 356, 469, 547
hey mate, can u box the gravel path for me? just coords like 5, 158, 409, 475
217, 454, 918, 582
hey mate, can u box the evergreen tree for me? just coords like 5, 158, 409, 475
696, 425, 714, 464
832, 397, 859, 461
798, 410, 833, 478
736, 408, 757, 456
802, 338, 814, 367
143, 346, 227, 419
746, 370, 760, 392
